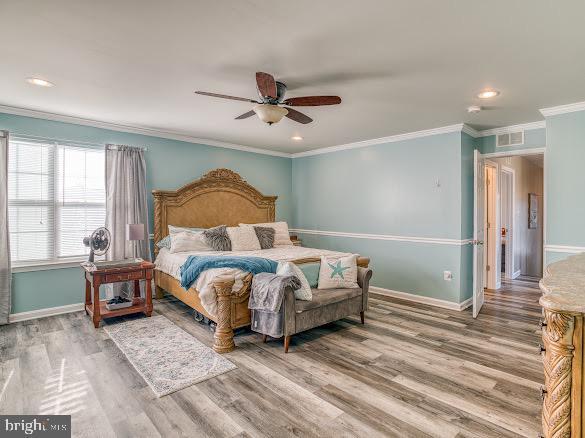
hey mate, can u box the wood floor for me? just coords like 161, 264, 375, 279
0, 279, 543, 437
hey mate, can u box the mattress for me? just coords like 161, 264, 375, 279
154, 246, 351, 281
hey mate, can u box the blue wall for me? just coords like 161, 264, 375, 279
1, 113, 293, 314
292, 132, 471, 303
544, 110, 585, 265
6, 110, 570, 315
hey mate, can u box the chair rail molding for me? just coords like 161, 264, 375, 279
545, 244, 585, 254
290, 228, 473, 246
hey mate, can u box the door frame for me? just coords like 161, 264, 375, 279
500, 165, 516, 279
480, 147, 546, 276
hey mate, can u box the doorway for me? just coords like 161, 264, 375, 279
500, 167, 515, 280
473, 149, 545, 317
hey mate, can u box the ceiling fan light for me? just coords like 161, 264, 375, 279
253, 104, 288, 125
477, 89, 500, 99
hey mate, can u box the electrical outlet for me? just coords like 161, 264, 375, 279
443, 271, 453, 281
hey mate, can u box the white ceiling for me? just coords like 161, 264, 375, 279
1, 0, 584, 154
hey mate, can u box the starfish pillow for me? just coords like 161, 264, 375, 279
317, 254, 359, 290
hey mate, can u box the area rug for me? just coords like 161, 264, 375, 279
103, 315, 236, 397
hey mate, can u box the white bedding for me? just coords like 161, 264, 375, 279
154, 246, 353, 317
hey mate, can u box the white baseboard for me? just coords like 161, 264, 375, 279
370, 286, 471, 311
9, 302, 85, 323
512, 270, 522, 279
459, 297, 473, 310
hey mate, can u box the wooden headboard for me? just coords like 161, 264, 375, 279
152, 168, 276, 255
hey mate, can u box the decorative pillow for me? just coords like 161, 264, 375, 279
317, 254, 359, 289
202, 225, 231, 251
239, 222, 293, 246
253, 226, 275, 249
156, 235, 172, 250
168, 225, 203, 235
298, 262, 320, 288
277, 262, 312, 301
226, 226, 261, 251
169, 231, 212, 253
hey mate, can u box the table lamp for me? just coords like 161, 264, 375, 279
126, 223, 145, 260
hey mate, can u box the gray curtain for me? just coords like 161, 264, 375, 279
105, 145, 150, 299
0, 132, 11, 324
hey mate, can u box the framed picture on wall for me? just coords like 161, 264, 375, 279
529, 193, 538, 229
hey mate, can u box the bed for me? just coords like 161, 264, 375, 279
152, 168, 369, 353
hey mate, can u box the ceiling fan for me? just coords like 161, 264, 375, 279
195, 72, 341, 125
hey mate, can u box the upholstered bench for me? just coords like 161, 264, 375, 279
263, 266, 373, 352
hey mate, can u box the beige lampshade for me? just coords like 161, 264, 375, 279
126, 223, 145, 241
253, 104, 288, 124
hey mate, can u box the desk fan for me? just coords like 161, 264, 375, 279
83, 227, 111, 262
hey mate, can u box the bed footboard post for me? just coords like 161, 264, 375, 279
212, 276, 236, 353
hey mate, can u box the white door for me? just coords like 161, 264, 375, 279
473, 150, 485, 318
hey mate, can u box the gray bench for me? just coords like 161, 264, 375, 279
262, 267, 373, 352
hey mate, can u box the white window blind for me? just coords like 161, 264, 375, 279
8, 139, 105, 264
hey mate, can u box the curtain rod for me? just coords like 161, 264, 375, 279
9, 133, 148, 151
10, 132, 103, 148
105, 144, 148, 151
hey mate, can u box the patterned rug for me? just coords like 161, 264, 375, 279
104, 315, 236, 397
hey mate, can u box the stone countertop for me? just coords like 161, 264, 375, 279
540, 253, 585, 313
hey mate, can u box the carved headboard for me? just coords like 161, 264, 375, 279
152, 169, 276, 255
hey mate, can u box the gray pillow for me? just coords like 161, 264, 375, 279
202, 225, 231, 251
156, 235, 171, 250
253, 226, 275, 249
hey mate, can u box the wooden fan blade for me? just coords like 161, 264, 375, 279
256, 72, 277, 99
195, 91, 257, 103
285, 108, 313, 124
235, 110, 255, 120
283, 96, 342, 106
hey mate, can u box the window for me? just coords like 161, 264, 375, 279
8, 139, 105, 265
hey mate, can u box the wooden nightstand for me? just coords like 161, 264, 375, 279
82, 261, 154, 328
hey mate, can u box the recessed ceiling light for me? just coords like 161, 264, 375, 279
467, 105, 482, 114
291, 135, 303, 141
477, 89, 499, 99
26, 77, 54, 87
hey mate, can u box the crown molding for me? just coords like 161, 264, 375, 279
0, 103, 549, 159
292, 124, 467, 158
461, 125, 480, 138
291, 120, 548, 158
540, 101, 585, 117
477, 120, 546, 137
0, 104, 292, 158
